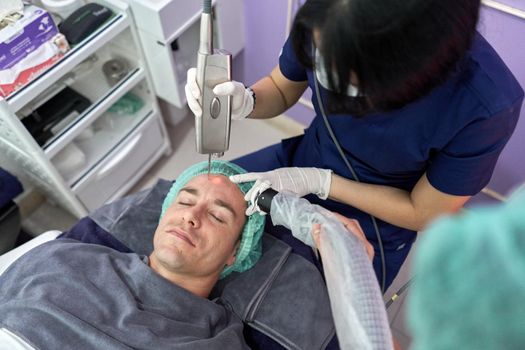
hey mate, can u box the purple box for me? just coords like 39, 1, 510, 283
0, 5, 59, 71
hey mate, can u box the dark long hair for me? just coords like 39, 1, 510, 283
290, 0, 481, 115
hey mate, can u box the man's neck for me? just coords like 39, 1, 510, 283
148, 256, 218, 298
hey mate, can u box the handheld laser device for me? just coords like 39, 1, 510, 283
195, 0, 232, 160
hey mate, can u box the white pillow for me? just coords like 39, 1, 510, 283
0, 328, 35, 350
0, 230, 61, 276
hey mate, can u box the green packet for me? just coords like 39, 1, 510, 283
108, 92, 144, 115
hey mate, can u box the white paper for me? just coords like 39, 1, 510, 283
0, 0, 24, 23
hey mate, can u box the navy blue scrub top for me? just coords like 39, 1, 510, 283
233, 33, 524, 290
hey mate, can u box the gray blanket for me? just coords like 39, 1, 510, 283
92, 179, 336, 349
0, 239, 248, 350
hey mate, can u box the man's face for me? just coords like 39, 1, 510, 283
151, 174, 247, 278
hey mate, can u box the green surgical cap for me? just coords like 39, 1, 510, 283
409, 189, 525, 350
160, 160, 265, 279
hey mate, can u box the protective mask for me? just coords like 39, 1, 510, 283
314, 48, 359, 97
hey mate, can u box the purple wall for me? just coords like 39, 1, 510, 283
497, 0, 524, 9
241, 0, 287, 85
240, 0, 315, 126
476, 7, 525, 199
238, 2, 525, 198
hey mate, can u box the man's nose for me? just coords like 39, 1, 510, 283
184, 206, 202, 228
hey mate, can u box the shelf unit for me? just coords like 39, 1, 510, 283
44, 67, 145, 159
6, 13, 129, 113
0, 0, 171, 218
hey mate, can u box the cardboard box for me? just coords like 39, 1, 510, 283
0, 35, 67, 98
0, 5, 59, 70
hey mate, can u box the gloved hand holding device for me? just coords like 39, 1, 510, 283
185, 67, 255, 120
230, 167, 333, 215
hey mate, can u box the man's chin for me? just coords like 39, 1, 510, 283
152, 249, 188, 270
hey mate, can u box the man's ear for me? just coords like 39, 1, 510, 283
226, 240, 241, 266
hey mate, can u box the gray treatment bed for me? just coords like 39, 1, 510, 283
0, 179, 337, 350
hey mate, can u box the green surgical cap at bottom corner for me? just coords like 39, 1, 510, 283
160, 160, 265, 279
408, 190, 525, 350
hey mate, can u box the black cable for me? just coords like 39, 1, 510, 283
202, 0, 212, 14
311, 45, 387, 293
385, 277, 414, 309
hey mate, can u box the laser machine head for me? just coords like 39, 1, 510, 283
195, 0, 232, 170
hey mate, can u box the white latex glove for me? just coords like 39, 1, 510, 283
230, 167, 333, 214
184, 67, 254, 120
244, 180, 272, 216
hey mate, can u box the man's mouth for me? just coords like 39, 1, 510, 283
165, 227, 196, 247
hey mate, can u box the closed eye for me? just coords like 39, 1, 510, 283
209, 212, 225, 224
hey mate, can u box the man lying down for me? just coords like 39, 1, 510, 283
0, 161, 266, 349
